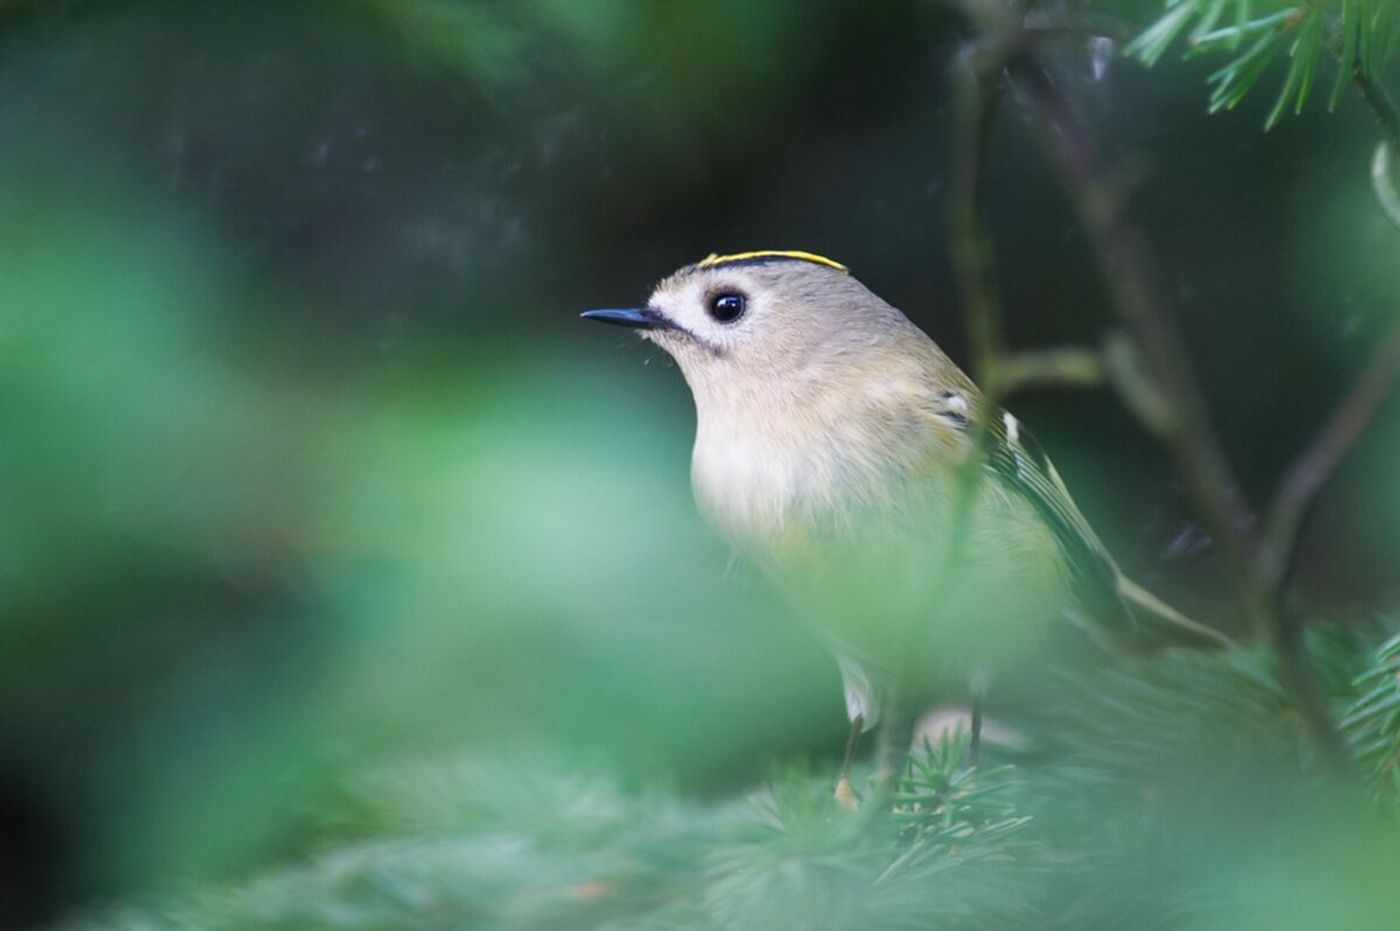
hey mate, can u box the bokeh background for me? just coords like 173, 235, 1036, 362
3, 0, 1399, 927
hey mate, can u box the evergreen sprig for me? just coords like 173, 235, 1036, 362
892, 731, 1028, 845
1341, 630, 1400, 807
1127, 1, 1400, 127
51, 635, 1400, 930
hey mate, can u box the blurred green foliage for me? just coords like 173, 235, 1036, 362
0, 170, 839, 902
1, 0, 1399, 928
45, 649, 1400, 930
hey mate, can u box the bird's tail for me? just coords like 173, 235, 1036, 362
1116, 575, 1238, 651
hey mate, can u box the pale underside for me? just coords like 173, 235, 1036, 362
689, 356, 1080, 730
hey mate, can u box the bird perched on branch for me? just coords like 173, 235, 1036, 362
583, 250, 1230, 802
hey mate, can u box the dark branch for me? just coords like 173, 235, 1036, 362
1350, 60, 1400, 154
1007, 54, 1262, 604
1004, 50, 1349, 768
1259, 320, 1400, 591
943, 9, 1018, 566
1255, 36, 1400, 591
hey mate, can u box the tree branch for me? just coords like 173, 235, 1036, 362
1007, 55, 1262, 611
1259, 319, 1400, 590
995, 347, 1106, 395
1255, 39, 1400, 591
943, 8, 1017, 564
1004, 49, 1349, 768
1349, 59, 1400, 154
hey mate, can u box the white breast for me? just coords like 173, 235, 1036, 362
687, 390, 901, 551
691, 419, 822, 546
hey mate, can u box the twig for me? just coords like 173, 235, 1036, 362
943, 14, 1018, 574
908, 1, 1035, 774
994, 347, 1105, 395
909, 20, 1008, 767
1259, 319, 1400, 590
1101, 331, 1176, 435
1349, 60, 1400, 154
948, 47, 1011, 389
1020, 8, 1131, 43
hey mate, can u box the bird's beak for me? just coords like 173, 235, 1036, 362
580, 307, 672, 330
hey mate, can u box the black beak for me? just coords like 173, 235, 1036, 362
580, 307, 672, 330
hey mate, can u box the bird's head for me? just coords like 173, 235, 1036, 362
582, 251, 918, 402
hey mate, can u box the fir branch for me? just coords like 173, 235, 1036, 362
1129, 0, 1400, 128
1340, 632, 1400, 806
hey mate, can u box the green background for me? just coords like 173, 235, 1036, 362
2, 1, 1398, 927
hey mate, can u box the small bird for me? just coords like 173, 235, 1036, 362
583, 250, 1228, 796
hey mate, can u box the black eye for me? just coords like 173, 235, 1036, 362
708, 292, 746, 323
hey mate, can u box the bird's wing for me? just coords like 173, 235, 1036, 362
981, 406, 1129, 625
934, 383, 1238, 649
923, 384, 1133, 633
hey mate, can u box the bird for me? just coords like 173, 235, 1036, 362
582, 250, 1230, 801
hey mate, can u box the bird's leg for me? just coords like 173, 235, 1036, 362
834, 713, 864, 812
872, 687, 913, 789
969, 689, 984, 767
968, 667, 990, 768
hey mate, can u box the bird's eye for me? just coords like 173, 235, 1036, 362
708, 292, 746, 324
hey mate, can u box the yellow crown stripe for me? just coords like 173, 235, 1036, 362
698, 250, 849, 273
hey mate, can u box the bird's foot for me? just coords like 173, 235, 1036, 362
834, 775, 861, 812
